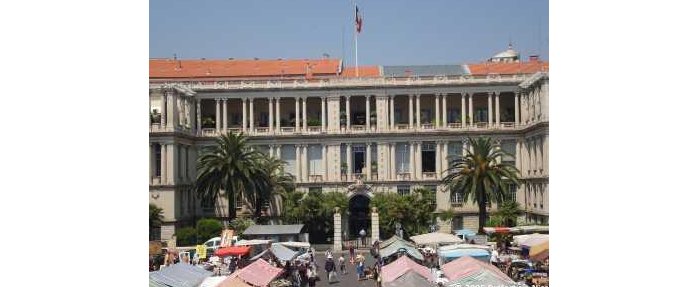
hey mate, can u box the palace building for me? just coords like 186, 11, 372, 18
149, 46, 549, 242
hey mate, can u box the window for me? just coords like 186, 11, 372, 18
202, 196, 215, 213
475, 108, 488, 122
155, 144, 162, 177
397, 186, 410, 196
397, 143, 409, 173
450, 191, 464, 203
424, 186, 437, 207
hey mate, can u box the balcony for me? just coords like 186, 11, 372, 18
397, 172, 411, 181
500, 122, 516, 129
395, 124, 409, 131
341, 173, 348, 181
370, 174, 378, 181
227, 127, 242, 134
350, 126, 365, 132
474, 122, 488, 129
306, 126, 322, 134
201, 128, 218, 137
280, 127, 295, 134
254, 127, 269, 135
447, 123, 463, 129
421, 123, 434, 130
150, 176, 162, 185
422, 172, 437, 180
308, 175, 323, 182
352, 174, 363, 181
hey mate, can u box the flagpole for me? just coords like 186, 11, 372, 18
354, 2, 359, 77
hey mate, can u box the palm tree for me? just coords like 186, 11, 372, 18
149, 204, 164, 240
194, 132, 266, 221
494, 201, 523, 227
256, 156, 296, 218
442, 137, 520, 234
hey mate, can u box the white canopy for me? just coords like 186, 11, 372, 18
410, 232, 463, 246
513, 233, 549, 247
234, 239, 272, 246
439, 243, 491, 251
276, 241, 310, 249
197, 276, 226, 287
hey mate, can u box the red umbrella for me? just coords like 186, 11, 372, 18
214, 246, 251, 257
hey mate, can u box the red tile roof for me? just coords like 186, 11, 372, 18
467, 61, 548, 75
340, 66, 381, 78
150, 58, 341, 79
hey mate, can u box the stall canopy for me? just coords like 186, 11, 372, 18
270, 243, 299, 261
220, 259, 283, 287
149, 263, 213, 287
438, 248, 491, 262
513, 234, 549, 247
528, 240, 549, 262
454, 228, 476, 237
234, 239, 272, 246
380, 235, 416, 249
216, 276, 253, 287
442, 255, 514, 286
214, 246, 251, 257
410, 232, 463, 246
483, 225, 549, 235
197, 276, 226, 287
380, 239, 424, 261
383, 271, 437, 287
243, 224, 304, 236
276, 241, 310, 249
380, 255, 433, 283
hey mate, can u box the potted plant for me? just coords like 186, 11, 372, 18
150, 110, 161, 124
202, 117, 215, 128
340, 111, 347, 125
307, 118, 321, 127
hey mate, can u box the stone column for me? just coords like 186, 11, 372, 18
515, 92, 520, 126
241, 98, 247, 133
434, 93, 440, 128
435, 140, 442, 177
366, 142, 372, 179
321, 97, 326, 132
302, 97, 307, 132
346, 143, 353, 179
149, 143, 154, 180
295, 145, 301, 181
442, 141, 449, 175
222, 98, 228, 133
295, 97, 300, 132
302, 145, 308, 182
322, 144, 327, 180
333, 208, 342, 251
275, 97, 281, 132
408, 95, 414, 129
215, 99, 221, 132
365, 95, 371, 131
371, 207, 380, 245
468, 93, 474, 127
495, 92, 501, 127
196, 99, 201, 135
409, 142, 415, 179
415, 95, 421, 129
442, 93, 448, 127
268, 97, 274, 132
416, 141, 422, 179
249, 98, 255, 133
460, 93, 466, 128
345, 96, 351, 130
515, 140, 522, 174
488, 92, 493, 126
160, 92, 167, 127
160, 144, 167, 184
390, 143, 396, 180
462, 140, 468, 156
276, 145, 281, 159
389, 95, 395, 130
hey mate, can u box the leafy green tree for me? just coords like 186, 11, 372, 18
298, 189, 329, 243
443, 137, 520, 234
494, 201, 523, 227
281, 190, 305, 224
256, 156, 296, 218
194, 132, 267, 221
322, 191, 349, 216
150, 204, 164, 230
229, 218, 255, 236
196, 218, 223, 243
371, 188, 436, 239
176, 227, 197, 246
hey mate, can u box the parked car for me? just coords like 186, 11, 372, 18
204, 237, 222, 256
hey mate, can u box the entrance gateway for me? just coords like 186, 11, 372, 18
333, 176, 380, 251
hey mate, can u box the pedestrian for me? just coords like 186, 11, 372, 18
338, 254, 346, 274
325, 249, 333, 260
356, 253, 365, 280
349, 242, 355, 264
360, 229, 367, 246
325, 257, 336, 281
192, 252, 199, 265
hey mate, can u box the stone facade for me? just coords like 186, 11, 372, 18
149, 60, 550, 241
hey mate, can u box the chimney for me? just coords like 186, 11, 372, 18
529, 55, 539, 62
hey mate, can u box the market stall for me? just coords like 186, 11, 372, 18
149, 263, 213, 287
218, 258, 284, 287
383, 271, 437, 287
438, 246, 491, 263
410, 232, 463, 246
380, 255, 434, 283
380, 236, 424, 261
441, 255, 519, 287
214, 246, 252, 257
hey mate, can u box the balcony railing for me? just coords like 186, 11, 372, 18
255, 127, 269, 134
308, 175, 323, 182
280, 127, 295, 134
351, 126, 365, 132
421, 124, 434, 130
475, 122, 488, 129
397, 173, 411, 180
306, 126, 322, 134
447, 123, 462, 129
202, 128, 218, 137
151, 74, 529, 91
396, 124, 409, 131
422, 172, 437, 180
227, 127, 242, 134
501, 122, 515, 128
150, 176, 161, 185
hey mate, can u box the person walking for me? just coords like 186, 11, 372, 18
338, 254, 346, 274
324, 257, 336, 281
348, 242, 355, 264
359, 229, 367, 246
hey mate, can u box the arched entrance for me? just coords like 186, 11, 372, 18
348, 194, 370, 238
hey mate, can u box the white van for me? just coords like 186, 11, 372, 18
204, 237, 221, 254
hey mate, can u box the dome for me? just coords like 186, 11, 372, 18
489, 44, 520, 63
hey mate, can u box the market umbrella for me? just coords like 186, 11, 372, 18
454, 228, 476, 237
528, 240, 549, 262
214, 246, 251, 257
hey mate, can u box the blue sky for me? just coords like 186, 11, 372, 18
150, 0, 548, 66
